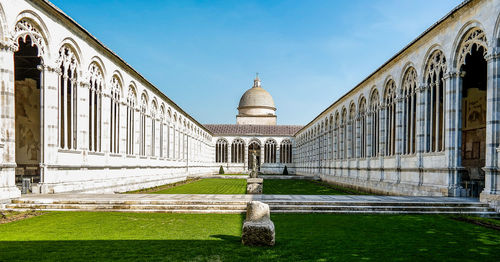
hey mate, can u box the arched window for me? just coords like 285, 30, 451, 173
166, 110, 171, 158
334, 113, 339, 159
150, 101, 157, 156
359, 97, 367, 158
341, 108, 347, 159
88, 62, 103, 152
216, 139, 228, 163
424, 50, 446, 152
139, 94, 147, 156
402, 67, 417, 155
384, 80, 397, 156
173, 114, 177, 159
369, 90, 380, 157
57, 45, 78, 150
159, 106, 165, 158
264, 139, 277, 163
349, 103, 356, 158
126, 86, 136, 155
110, 76, 121, 154
231, 139, 244, 163
280, 139, 292, 163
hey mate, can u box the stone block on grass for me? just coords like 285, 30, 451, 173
242, 201, 275, 246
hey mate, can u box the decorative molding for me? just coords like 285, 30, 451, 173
457, 28, 487, 68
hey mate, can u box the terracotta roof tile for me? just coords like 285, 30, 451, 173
204, 124, 303, 136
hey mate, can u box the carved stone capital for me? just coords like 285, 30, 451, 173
0, 39, 17, 52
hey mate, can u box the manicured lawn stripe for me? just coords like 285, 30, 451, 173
0, 212, 499, 261
263, 179, 364, 195
152, 178, 247, 194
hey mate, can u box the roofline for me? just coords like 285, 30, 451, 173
295, 0, 472, 136
35, 0, 214, 136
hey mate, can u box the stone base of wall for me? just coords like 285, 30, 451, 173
0, 186, 21, 202
308, 173, 448, 196
480, 192, 500, 212
36, 166, 218, 194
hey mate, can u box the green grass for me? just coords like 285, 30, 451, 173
263, 179, 365, 195
0, 212, 499, 261
147, 178, 364, 195
152, 178, 247, 194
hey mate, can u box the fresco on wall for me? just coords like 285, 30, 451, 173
15, 79, 40, 166
463, 88, 486, 131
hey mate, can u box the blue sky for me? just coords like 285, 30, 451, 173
51, 0, 462, 125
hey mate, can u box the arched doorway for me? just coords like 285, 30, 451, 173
14, 35, 42, 187
248, 142, 261, 171
459, 31, 487, 198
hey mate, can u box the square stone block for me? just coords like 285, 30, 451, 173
247, 178, 263, 194
242, 220, 275, 246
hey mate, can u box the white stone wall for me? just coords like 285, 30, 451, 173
294, 0, 500, 199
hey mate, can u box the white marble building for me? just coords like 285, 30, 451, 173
293, 0, 500, 206
1, 0, 500, 208
0, 0, 216, 199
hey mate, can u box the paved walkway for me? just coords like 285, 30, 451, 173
12, 193, 480, 203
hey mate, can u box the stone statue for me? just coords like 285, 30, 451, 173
250, 151, 258, 178
252, 151, 257, 171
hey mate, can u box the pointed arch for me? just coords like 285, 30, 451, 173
14, 11, 50, 59
358, 96, 367, 158
423, 49, 447, 153
280, 139, 293, 164
88, 61, 104, 152
369, 88, 380, 157
216, 138, 228, 163
57, 42, 80, 150
231, 138, 245, 163
383, 79, 397, 156
126, 83, 137, 155
401, 66, 417, 155
264, 139, 277, 163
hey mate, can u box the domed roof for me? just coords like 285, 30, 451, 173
238, 76, 276, 110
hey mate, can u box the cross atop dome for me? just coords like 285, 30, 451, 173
253, 73, 261, 88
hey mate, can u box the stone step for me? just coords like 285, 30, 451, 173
4, 208, 246, 214
268, 205, 494, 212
10, 199, 490, 208
5, 203, 248, 211
6, 202, 496, 215
4, 207, 497, 216
8, 203, 492, 212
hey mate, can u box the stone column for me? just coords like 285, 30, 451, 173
416, 84, 426, 186
0, 41, 20, 200
444, 70, 462, 196
482, 49, 500, 198
395, 95, 403, 183
38, 62, 61, 192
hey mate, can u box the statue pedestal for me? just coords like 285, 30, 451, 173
247, 178, 263, 194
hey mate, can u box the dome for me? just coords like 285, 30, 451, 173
238, 77, 276, 112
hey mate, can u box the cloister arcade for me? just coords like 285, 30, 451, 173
0, 0, 215, 198
214, 136, 294, 174
295, 0, 500, 203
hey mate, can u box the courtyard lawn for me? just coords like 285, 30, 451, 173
152, 178, 247, 194
263, 179, 365, 195
0, 212, 499, 261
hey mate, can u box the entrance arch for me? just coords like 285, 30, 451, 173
248, 141, 261, 171
456, 28, 488, 197
14, 35, 42, 186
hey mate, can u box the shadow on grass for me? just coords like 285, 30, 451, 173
1, 214, 500, 261
210, 234, 241, 242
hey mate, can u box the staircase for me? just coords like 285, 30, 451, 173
4, 194, 498, 216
